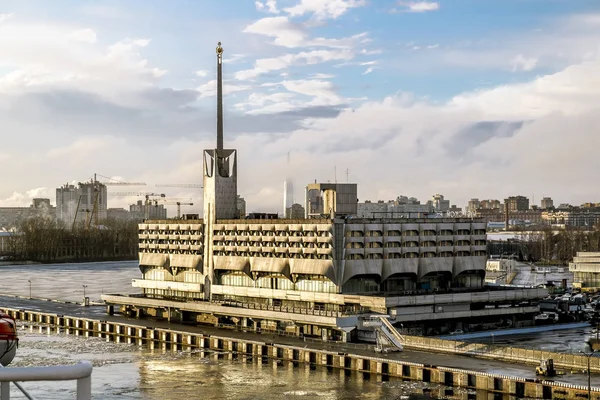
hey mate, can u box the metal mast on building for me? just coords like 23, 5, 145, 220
216, 42, 224, 151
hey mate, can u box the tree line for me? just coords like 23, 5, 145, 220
515, 225, 600, 265
6, 216, 139, 263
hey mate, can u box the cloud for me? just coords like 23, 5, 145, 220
0, 13, 14, 23
396, 1, 440, 13
363, 67, 375, 75
195, 70, 208, 77
244, 16, 368, 49
255, 0, 279, 14
68, 28, 97, 44
235, 49, 354, 80
511, 54, 538, 71
284, 0, 366, 20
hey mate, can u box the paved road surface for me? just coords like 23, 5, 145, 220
1, 295, 598, 387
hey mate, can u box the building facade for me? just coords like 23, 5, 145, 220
504, 196, 529, 212
540, 197, 554, 209
0, 199, 55, 229
56, 182, 108, 228
570, 252, 600, 290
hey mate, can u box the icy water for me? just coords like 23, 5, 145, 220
8, 328, 469, 400
0, 261, 472, 399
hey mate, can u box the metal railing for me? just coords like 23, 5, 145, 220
0, 361, 92, 400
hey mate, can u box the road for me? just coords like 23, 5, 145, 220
1, 295, 598, 387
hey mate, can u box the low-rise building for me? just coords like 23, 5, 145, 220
570, 252, 600, 291
0, 199, 55, 229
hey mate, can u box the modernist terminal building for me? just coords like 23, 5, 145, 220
103, 43, 546, 340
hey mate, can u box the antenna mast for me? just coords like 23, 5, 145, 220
216, 42, 224, 151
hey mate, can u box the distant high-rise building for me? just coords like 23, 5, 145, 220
431, 194, 450, 212
56, 181, 107, 228
540, 197, 554, 210
504, 196, 529, 212
237, 195, 246, 218
480, 199, 501, 209
129, 200, 167, 220
466, 199, 480, 213
283, 152, 294, 216
286, 203, 305, 219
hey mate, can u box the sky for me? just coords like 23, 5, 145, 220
1, 0, 600, 214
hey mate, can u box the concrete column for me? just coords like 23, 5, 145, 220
241, 318, 248, 328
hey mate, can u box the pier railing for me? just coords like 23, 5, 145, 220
0, 362, 92, 400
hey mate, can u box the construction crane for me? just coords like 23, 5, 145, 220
109, 192, 166, 219
73, 174, 146, 229
155, 184, 203, 188
153, 199, 194, 219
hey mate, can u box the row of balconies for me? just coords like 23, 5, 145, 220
142, 249, 202, 255
139, 240, 203, 246
212, 235, 333, 244
345, 245, 487, 254
345, 234, 486, 243
346, 239, 486, 249
347, 229, 486, 237
212, 245, 333, 255
139, 230, 203, 236
139, 243, 203, 251
215, 240, 331, 248
212, 232, 332, 240
213, 251, 332, 260
139, 234, 204, 241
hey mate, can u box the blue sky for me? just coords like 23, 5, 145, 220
1, 0, 600, 212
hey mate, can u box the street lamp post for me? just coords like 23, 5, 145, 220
580, 349, 598, 399
82, 284, 87, 298
27, 279, 31, 299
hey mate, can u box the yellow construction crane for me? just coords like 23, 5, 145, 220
153, 199, 194, 219
109, 192, 166, 219
155, 184, 203, 188
74, 174, 146, 229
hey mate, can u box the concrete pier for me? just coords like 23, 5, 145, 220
3, 307, 599, 399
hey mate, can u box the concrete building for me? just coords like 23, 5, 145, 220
305, 183, 357, 218
466, 199, 480, 214
237, 195, 246, 218
480, 199, 502, 210
540, 197, 554, 209
129, 200, 167, 220
103, 42, 546, 340
0, 199, 55, 229
430, 194, 450, 212
504, 196, 529, 212
570, 252, 600, 291
542, 210, 600, 228
285, 203, 305, 219
357, 199, 431, 218
56, 182, 108, 228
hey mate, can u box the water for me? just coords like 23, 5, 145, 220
0, 261, 467, 399
9, 328, 466, 399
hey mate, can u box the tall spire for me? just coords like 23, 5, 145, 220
216, 41, 224, 151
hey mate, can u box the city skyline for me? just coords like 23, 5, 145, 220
1, 0, 600, 213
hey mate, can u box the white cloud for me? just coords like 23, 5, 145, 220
235, 49, 354, 80
396, 1, 440, 13
68, 28, 97, 43
511, 54, 538, 71
195, 70, 208, 77
255, 0, 279, 14
363, 67, 375, 75
284, 0, 366, 20
0, 13, 14, 23
244, 16, 368, 49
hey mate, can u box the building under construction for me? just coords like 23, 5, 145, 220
102, 43, 547, 341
